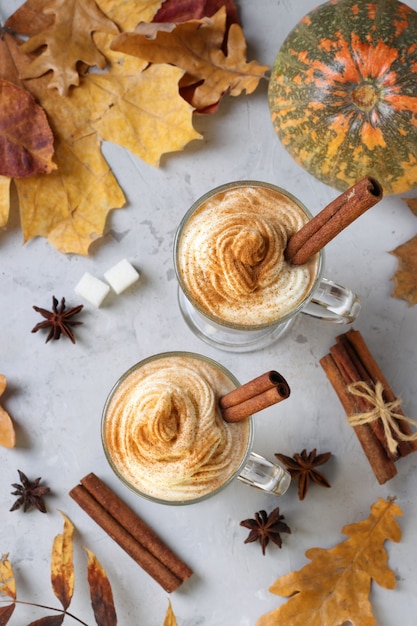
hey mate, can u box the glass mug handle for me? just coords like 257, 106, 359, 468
237, 452, 291, 496
302, 277, 361, 323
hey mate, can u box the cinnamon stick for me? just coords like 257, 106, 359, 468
219, 371, 290, 423
80, 473, 193, 583
70, 477, 193, 593
342, 329, 417, 457
320, 353, 397, 484
285, 177, 383, 265
329, 340, 396, 461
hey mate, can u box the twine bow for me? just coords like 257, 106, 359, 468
347, 380, 417, 454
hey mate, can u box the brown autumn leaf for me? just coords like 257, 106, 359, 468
19, 0, 119, 95
256, 498, 402, 626
27, 615, 64, 626
390, 234, 417, 306
84, 548, 117, 626
163, 600, 178, 626
0, 604, 16, 625
4, 0, 54, 37
111, 6, 269, 111
0, 79, 55, 178
51, 512, 74, 611
0, 375, 16, 449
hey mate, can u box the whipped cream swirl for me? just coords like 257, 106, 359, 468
103, 355, 250, 502
177, 185, 319, 326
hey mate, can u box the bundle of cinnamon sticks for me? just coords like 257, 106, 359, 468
70, 473, 193, 592
320, 329, 417, 484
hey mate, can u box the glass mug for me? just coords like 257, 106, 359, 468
101, 352, 291, 505
173, 180, 361, 352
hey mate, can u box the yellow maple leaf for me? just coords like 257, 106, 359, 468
19, 0, 119, 95
111, 7, 269, 110
86, 44, 201, 166
256, 498, 402, 626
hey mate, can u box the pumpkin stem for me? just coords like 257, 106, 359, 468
352, 83, 379, 111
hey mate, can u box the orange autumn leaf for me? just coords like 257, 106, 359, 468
0, 79, 55, 178
19, 0, 119, 95
111, 6, 269, 110
0, 375, 16, 449
51, 512, 75, 611
84, 548, 117, 626
163, 599, 178, 626
390, 234, 417, 306
256, 498, 402, 626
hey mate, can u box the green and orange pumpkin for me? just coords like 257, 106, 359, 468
268, 0, 417, 195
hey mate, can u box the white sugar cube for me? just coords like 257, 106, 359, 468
104, 259, 140, 294
74, 272, 110, 308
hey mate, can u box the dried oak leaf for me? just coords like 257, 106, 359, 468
4, 0, 55, 37
51, 512, 74, 611
390, 234, 417, 306
0, 79, 56, 178
19, 0, 119, 95
256, 498, 402, 626
85, 547, 117, 626
96, 0, 164, 32
111, 6, 269, 111
0, 375, 16, 449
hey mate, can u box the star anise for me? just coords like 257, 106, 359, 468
275, 448, 332, 500
32, 295, 83, 343
10, 470, 50, 513
240, 507, 291, 555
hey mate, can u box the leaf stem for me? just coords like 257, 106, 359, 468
0, 599, 89, 626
